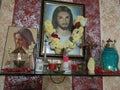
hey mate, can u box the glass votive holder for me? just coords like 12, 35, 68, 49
11, 53, 28, 68
71, 60, 78, 71
48, 63, 57, 71
71, 64, 78, 71
36, 58, 44, 72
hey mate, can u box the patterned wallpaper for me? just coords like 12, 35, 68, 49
0, 0, 15, 89
12, 0, 40, 28
0, 0, 15, 67
100, 0, 120, 90
3, 0, 42, 90
72, 0, 102, 90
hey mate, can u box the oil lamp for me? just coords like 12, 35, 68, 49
11, 47, 28, 68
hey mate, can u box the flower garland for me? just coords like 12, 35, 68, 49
26, 42, 35, 56
44, 16, 87, 54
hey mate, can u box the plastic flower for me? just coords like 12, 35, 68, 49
63, 40, 76, 52
55, 49, 62, 54
44, 20, 55, 37
63, 40, 72, 49
6, 48, 12, 58
51, 33, 60, 39
26, 42, 35, 56
74, 16, 87, 27
72, 33, 79, 42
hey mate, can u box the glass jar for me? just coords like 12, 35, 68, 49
35, 58, 43, 72
101, 47, 119, 71
62, 49, 71, 73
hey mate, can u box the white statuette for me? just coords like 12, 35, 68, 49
87, 57, 95, 74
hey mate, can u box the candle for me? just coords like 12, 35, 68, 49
17, 53, 21, 61
13, 53, 26, 68
71, 64, 78, 71
49, 63, 57, 70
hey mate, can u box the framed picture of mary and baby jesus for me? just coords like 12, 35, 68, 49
1, 26, 37, 70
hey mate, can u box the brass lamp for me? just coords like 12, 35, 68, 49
11, 47, 28, 68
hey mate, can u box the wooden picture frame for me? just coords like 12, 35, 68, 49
39, 0, 85, 58
1, 26, 37, 70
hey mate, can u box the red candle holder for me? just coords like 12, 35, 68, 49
71, 64, 78, 71
48, 63, 57, 70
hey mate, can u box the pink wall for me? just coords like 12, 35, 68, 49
4, 0, 102, 90
4, 0, 42, 90
73, 0, 102, 90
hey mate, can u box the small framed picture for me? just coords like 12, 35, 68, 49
39, 0, 86, 58
1, 26, 37, 70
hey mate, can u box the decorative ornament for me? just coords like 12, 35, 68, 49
101, 38, 119, 71
62, 49, 70, 73
80, 35, 98, 74
87, 53, 95, 74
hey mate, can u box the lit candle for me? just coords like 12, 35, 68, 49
17, 53, 21, 61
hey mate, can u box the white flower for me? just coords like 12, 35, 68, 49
26, 42, 35, 56
44, 16, 87, 54
7, 48, 12, 57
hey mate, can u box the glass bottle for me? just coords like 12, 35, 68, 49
62, 49, 70, 73
35, 58, 43, 72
